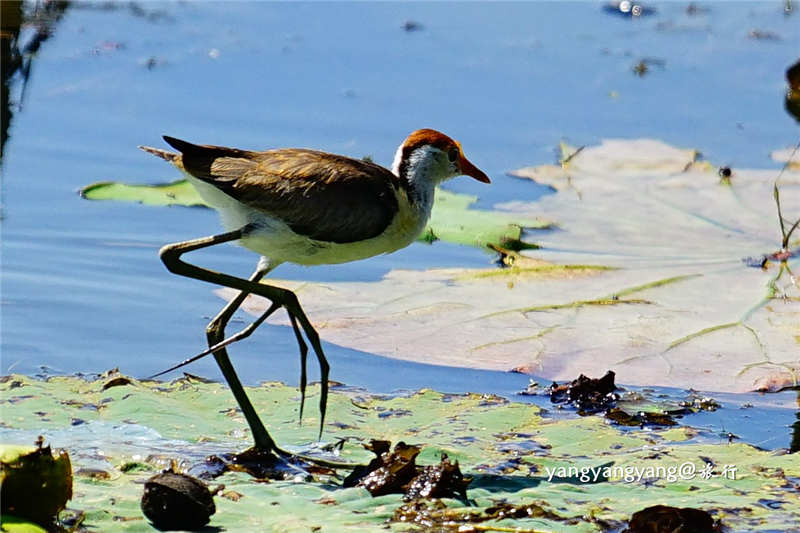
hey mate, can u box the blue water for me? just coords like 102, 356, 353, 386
2, 2, 798, 448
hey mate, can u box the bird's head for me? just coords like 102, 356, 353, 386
392, 129, 490, 186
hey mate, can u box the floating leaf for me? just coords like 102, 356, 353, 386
80, 180, 203, 206
425, 189, 548, 248
771, 145, 800, 170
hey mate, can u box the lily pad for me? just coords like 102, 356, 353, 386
1, 375, 798, 532
771, 144, 800, 170
79, 179, 549, 250
80, 180, 204, 207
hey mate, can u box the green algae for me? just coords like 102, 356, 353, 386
1, 375, 797, 532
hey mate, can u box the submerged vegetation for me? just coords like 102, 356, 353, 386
1, 373, 797, 531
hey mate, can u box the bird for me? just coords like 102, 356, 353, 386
140, 129, 490, 455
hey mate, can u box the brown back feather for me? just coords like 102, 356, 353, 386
162, 136, 401, 243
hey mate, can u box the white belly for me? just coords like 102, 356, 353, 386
185, 175, 254, 233
185, 173, 431, 266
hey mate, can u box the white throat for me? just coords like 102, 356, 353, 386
392, 145, 443, 211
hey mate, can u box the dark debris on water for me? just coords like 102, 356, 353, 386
680, 392, 720, 412
343, 440, 470, 501
195, 447, 326, 481
605, 408, 676, 427
625, 504, 722, 533
547, 370, 620, 414
603, 1, 656, 18
532, 371, 724, 429
393, 499, 626, 532
140, 468, 219, 531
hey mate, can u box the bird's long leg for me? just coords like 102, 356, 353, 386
159, 229, 330, 450
204, 257, 314, 426
154, 302, 314, 427
149, 264, 277, 379
151, 302, 281, 378
206, 261, 272, 348
288, 313, 309, 421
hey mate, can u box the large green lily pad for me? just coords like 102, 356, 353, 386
1, 374, 798, 532
80, 180, 549, 250
80, 180, 204, 207
218, 139, 800, 393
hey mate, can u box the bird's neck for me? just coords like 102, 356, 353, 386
391, 146, 438, 212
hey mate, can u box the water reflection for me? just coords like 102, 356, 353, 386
0, 0, 69, 162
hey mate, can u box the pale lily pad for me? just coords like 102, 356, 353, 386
771, 145, 800, 169
1, 375, 798, 532
509, 139, 702, 194
220, 139, 800, 393
80, 179, 549, 249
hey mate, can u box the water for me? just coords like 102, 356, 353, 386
2, 2, 798, 448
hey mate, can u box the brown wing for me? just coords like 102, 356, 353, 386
163, 136, 400, 243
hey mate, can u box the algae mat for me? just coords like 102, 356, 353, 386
1, 375, 798, 532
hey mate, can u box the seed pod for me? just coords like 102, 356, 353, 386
0, 439, 72, 528
141, 470, 216, 531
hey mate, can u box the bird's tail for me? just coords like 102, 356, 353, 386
139, 144, 182, 166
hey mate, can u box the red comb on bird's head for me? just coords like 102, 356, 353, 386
399, 129, 490, 183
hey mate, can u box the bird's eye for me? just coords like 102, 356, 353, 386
448, 147, 459, 163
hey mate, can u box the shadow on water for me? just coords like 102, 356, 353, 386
1, 0, 69, 162
469, 473, 542, 493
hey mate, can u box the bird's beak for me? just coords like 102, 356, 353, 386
459, 155, 491, 183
